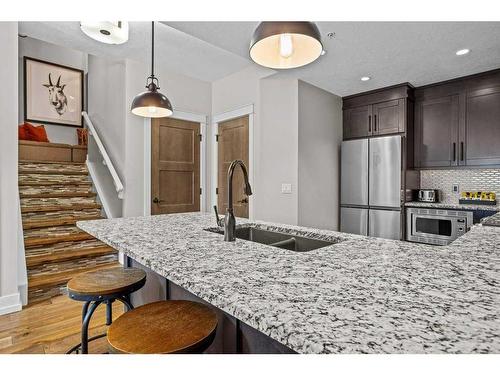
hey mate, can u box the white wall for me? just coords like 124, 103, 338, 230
18, 37, 88, 145
123, 59, 212, 217
212, 71, 342, 227
298, 80, 343, 230
88, 55, 126, 176
257, 77, 299, 225
0, 22, 22, 315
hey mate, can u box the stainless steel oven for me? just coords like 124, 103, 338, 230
406, 207, 473, 245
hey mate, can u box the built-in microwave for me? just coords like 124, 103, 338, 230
406, 207, 473, 245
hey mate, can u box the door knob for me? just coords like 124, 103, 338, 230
153, 197, 160, 204
237, 198, 248, 204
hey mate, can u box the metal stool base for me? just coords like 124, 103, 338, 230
66, 294, 134, 354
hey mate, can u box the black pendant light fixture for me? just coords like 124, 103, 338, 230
249, 22, 323, 69
131, 22, 173, 118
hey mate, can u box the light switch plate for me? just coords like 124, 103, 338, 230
452, 184, 459, 193
281, 183, 292, 194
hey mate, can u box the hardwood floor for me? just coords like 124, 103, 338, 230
0, 295, 123, 354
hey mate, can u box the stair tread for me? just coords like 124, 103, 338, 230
19, 174, 91, 186
19, 159, 86, 165
21, 197, 100, 213
22, 209, 103, 229
19, 162, 88, 175
19, 185, 94, 198
23, 225, 94, 246
28, 262, 121, 289
26, 239, 116, 267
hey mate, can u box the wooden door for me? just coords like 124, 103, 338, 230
343, 105, 371, 139
465, 86, 500, 166
217, 116, 249, 218
414, 95, 459, 167
151, 118, 200, 214
372, 99, 404, 135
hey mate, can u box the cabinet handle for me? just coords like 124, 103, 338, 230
460, 141, 464, 161
368, 115, 371, 133
452, 142, 456, 162
374, 115, 377, 132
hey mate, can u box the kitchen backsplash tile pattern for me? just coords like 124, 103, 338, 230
420, 169, 500, 204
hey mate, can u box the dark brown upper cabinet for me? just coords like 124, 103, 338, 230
343, 105, 371, 139
342, 84, 413, 141
414, 69, 500, 168
414, 95, 460, 168
465, 85, 500, 166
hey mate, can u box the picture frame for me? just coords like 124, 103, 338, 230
24, 57, 84, 128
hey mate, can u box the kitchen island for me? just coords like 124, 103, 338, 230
77, 212, 500, 354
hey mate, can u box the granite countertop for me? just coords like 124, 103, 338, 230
405, 201, 500, 211
77, 213, 500, 354
481, 211, 500, 227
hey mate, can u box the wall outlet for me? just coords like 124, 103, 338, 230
281, 183, 292, 194
452, 184, 459, 193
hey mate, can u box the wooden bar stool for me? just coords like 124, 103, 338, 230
107, 300, 218, 354
66, 267, 147, 354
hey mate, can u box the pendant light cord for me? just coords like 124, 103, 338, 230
151, 21, 154, 77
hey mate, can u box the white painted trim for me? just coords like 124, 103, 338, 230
144, 111, 208, 215
0, 293, 22, 316
143, 118, 152, 216
86, 160, 112, 218
211, 104, 255, 219
172, 109, 207, 124
213, 104, 254, 123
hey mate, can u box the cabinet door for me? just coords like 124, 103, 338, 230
372, 99, 404, 135
343, 105, 371, 139
415, 95, 459, 167
465, 86, 500, 166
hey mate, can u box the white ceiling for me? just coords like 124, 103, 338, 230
165, 21, 500, 96
18, 22, 252, 82
20, 21, 500, 96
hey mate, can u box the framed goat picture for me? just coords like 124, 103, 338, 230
24, 57, 84, 127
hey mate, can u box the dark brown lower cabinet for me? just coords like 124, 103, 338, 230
465, 85, 500, 166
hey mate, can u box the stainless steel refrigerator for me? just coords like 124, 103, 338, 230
340, 135, 402, 240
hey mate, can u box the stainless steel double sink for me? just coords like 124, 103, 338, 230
206, 226, 340, 252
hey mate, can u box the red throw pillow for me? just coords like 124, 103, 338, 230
18, 123, 32, 141
25, 122, 49, 143
76, 128, 88, 146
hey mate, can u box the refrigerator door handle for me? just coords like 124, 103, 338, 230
368, 115, 371, 133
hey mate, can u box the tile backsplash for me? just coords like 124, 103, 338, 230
420, 169, 500, 204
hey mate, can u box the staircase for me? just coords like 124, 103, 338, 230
19, 160, 120, 305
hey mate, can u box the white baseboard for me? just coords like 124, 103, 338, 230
0, 293, 22, 316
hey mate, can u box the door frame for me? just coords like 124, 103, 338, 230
211, 104, 254, 219
144, 110, 208, 216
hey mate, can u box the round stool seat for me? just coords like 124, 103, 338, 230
68, 267, 146, 300
107, 300, 218, 354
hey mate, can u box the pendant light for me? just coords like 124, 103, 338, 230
249, 22, 323, 69
80, 22, 129, 44
131, 22, 173, 118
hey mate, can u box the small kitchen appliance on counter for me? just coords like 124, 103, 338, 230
459, 191, 497, 206
417, 189, 439, 203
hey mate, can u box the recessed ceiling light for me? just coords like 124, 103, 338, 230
456, 48, 470, 56
361, 76, 371, 81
